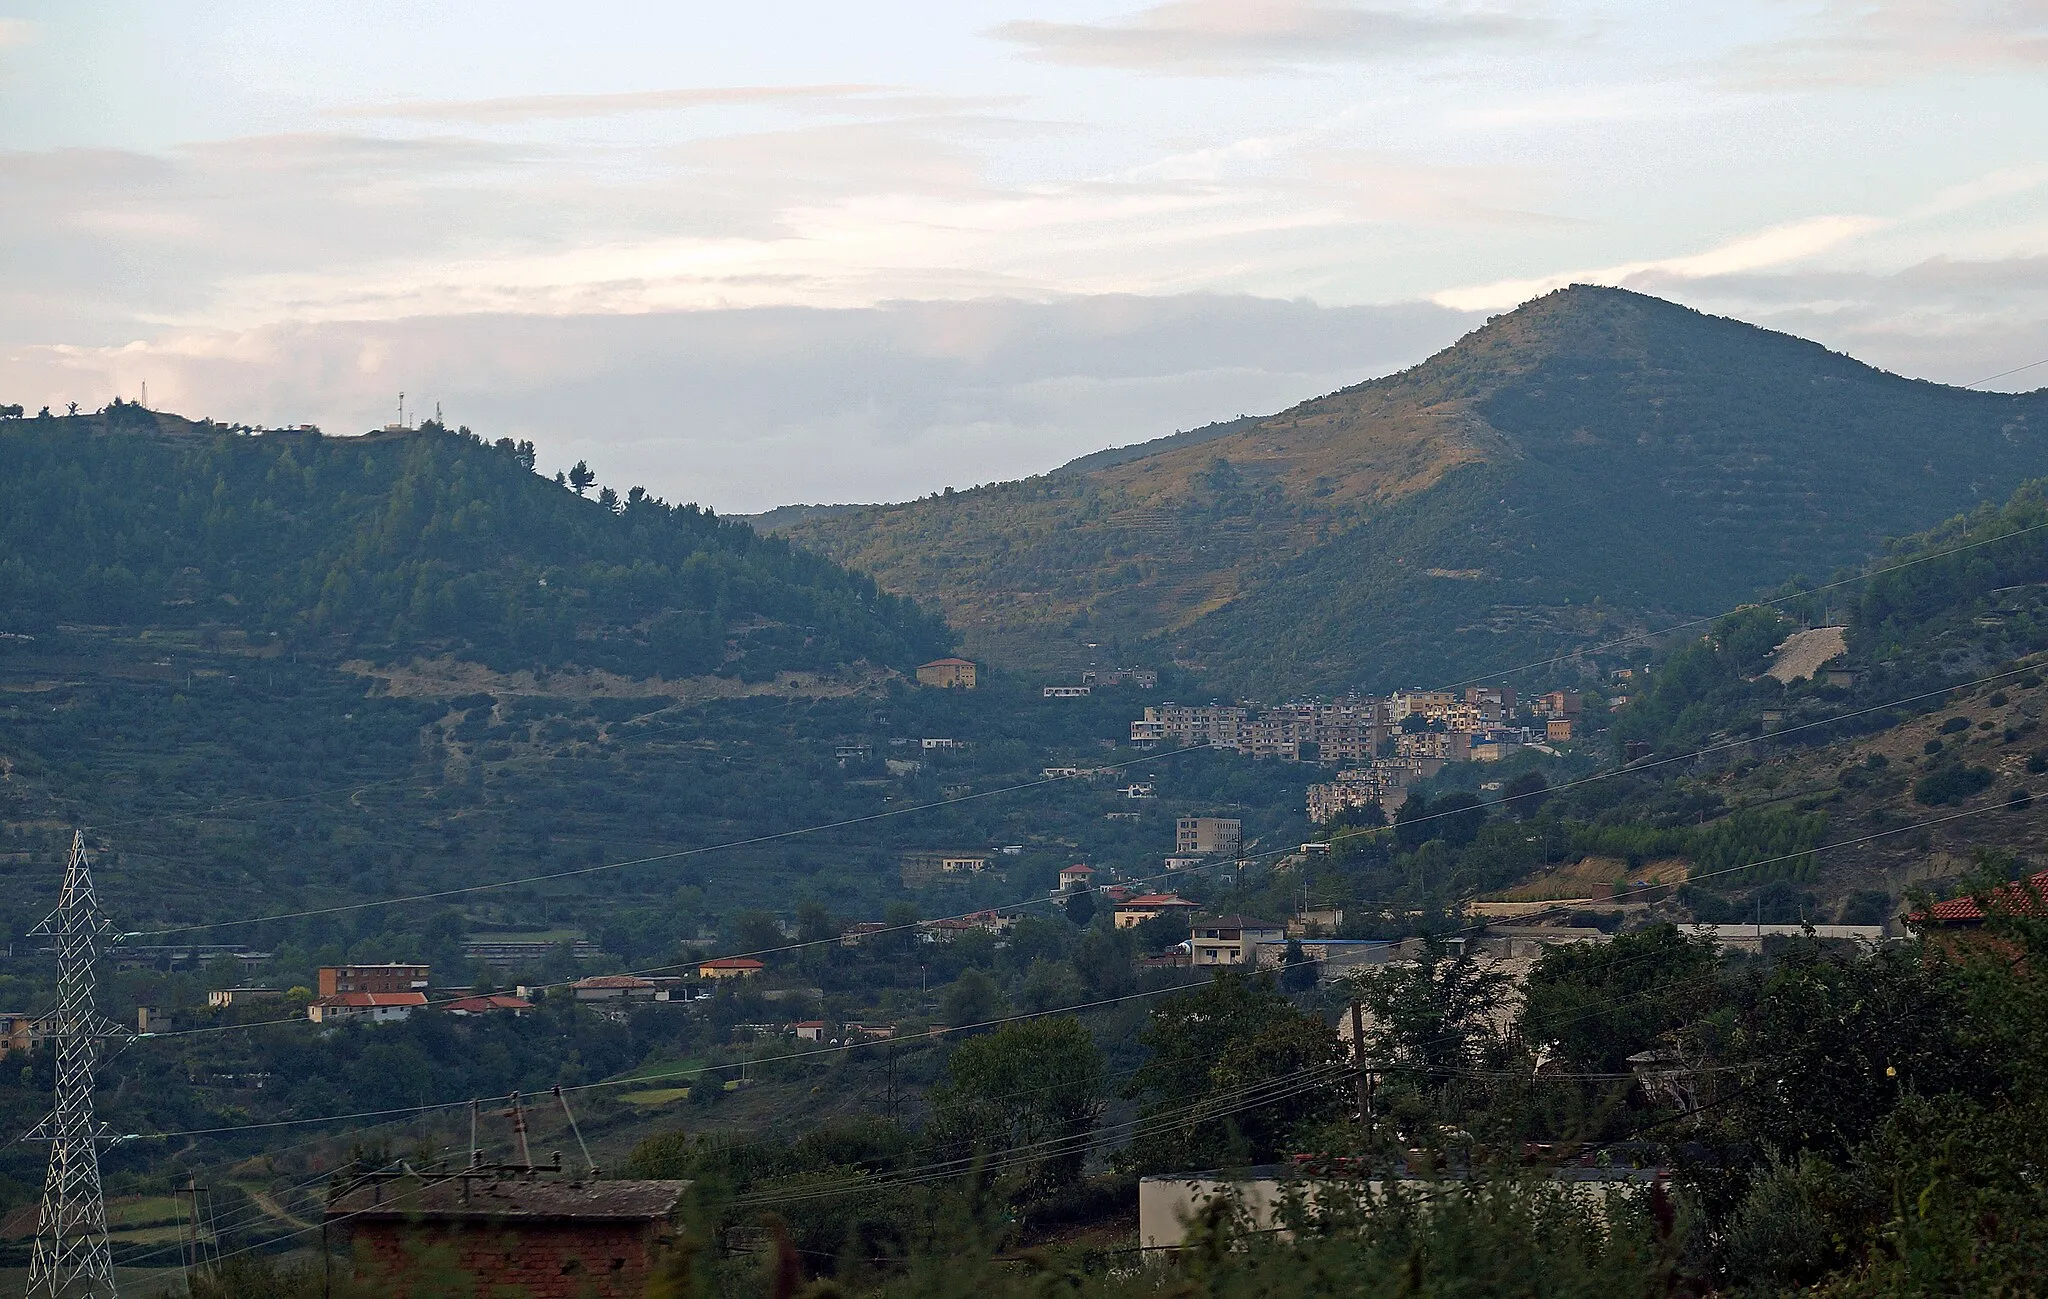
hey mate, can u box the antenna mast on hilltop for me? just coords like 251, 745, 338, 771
24, 832, 128, 1299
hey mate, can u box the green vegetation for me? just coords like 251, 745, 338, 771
0, 404, 946, 679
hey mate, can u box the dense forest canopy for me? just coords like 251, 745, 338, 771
0, 403, 950, 679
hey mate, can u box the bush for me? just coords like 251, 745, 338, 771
1913, 762, 1994, 806
1940, 715, 1972, 733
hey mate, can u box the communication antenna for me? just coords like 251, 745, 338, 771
398, 392, 405, 428
24, 831, 129, 1299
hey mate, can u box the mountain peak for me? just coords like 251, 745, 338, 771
768, 290, 2048, 690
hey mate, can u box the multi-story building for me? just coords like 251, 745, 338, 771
1176, 816, 1243, 857
1130, 704, 1251, 750
317, 965, 429, 998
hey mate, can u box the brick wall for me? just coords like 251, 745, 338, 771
348, 1219, 664, 1299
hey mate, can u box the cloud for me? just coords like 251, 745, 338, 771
992, 0, 1540, 74
1430, 215, 1887, 311
0, 18, 35, 51
1728, 0, 2048, 87
1631, 254, 2048, 390
2, 296, 1477, 512
330, 84, 896, 123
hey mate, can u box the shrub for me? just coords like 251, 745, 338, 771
1940, 715, 1972, 734
1913, 763, 1994, 806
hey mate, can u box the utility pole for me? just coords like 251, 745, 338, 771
25, 831, 128, 1299
1350, 999, 1372, 1144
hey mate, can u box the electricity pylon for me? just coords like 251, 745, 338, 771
24, 831, 127, 1299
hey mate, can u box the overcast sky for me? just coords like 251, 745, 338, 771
3, 1, 2045, 512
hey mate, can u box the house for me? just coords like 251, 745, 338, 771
327, 1171, 688, 1299
2, 1011, 44, 1054
919, 911, 1016, 943
444, 994, 533, 1017
572, 975, 659, 1002
1175, 817, 1243, 857
137, 1007, 168, 1034
318, 964, 429, 998
1114, 894, 1201, 929
1189, 916, 1286, 966
921, 737, 967, 750
308, 991, 428, 1024
900, 851, 992, 886
793, 1020, 828, 1043
1043, 685, 1090, 698
839, 921, 893, 947
697, 957, 765, 980
1124, 783, 1156, 799
1057, 863, 1096, 892
1534, 690, 1582, 719
1546, 718, 1576, 741
915, 658, 978, 689
1191, 916, 1278, 964
844, 1022, 896, 1041
1163, 855, 1204, 871
207, 987, 283, 1009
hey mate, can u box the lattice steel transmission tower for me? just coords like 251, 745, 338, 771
24, 831, 127, 1299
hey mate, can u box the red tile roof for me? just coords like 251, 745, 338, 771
1061, 864, 1096, 874
1120, 894, 1198, 908
1923, 871, 2048, 924
699, 957, 765, 970
444, 995, 532, 1013
920, 658, 976, 668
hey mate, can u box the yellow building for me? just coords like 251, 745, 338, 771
916, 657, 978, 689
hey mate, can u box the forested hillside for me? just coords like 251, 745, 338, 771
0, 403, 948, 680
769, 286, 2048, 692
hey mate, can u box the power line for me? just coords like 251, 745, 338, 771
1964, 356, 2048, 388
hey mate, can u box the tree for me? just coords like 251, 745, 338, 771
1280, 939, 1318, 993
940, 968, 1004, 1026
1520, 924, 1720, 1073
1063, 887, 1096, 927
929, 1016, 1105, 1194
1070, 925, 1135, 999
1121, 972, 1345, 1173
568, 460, 596, 495
795, 898, 837, 945
1394, 791, 1487, 852
1500, 769, 1550, 819
1352, 938, 1510, 1076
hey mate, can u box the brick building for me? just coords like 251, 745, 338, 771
327, 1173, 688, 1299
318, 964, 430, 997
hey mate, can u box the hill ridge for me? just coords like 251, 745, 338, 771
767, 285, 2048, 691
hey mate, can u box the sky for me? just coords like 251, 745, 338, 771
2, 1, 2046, 513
